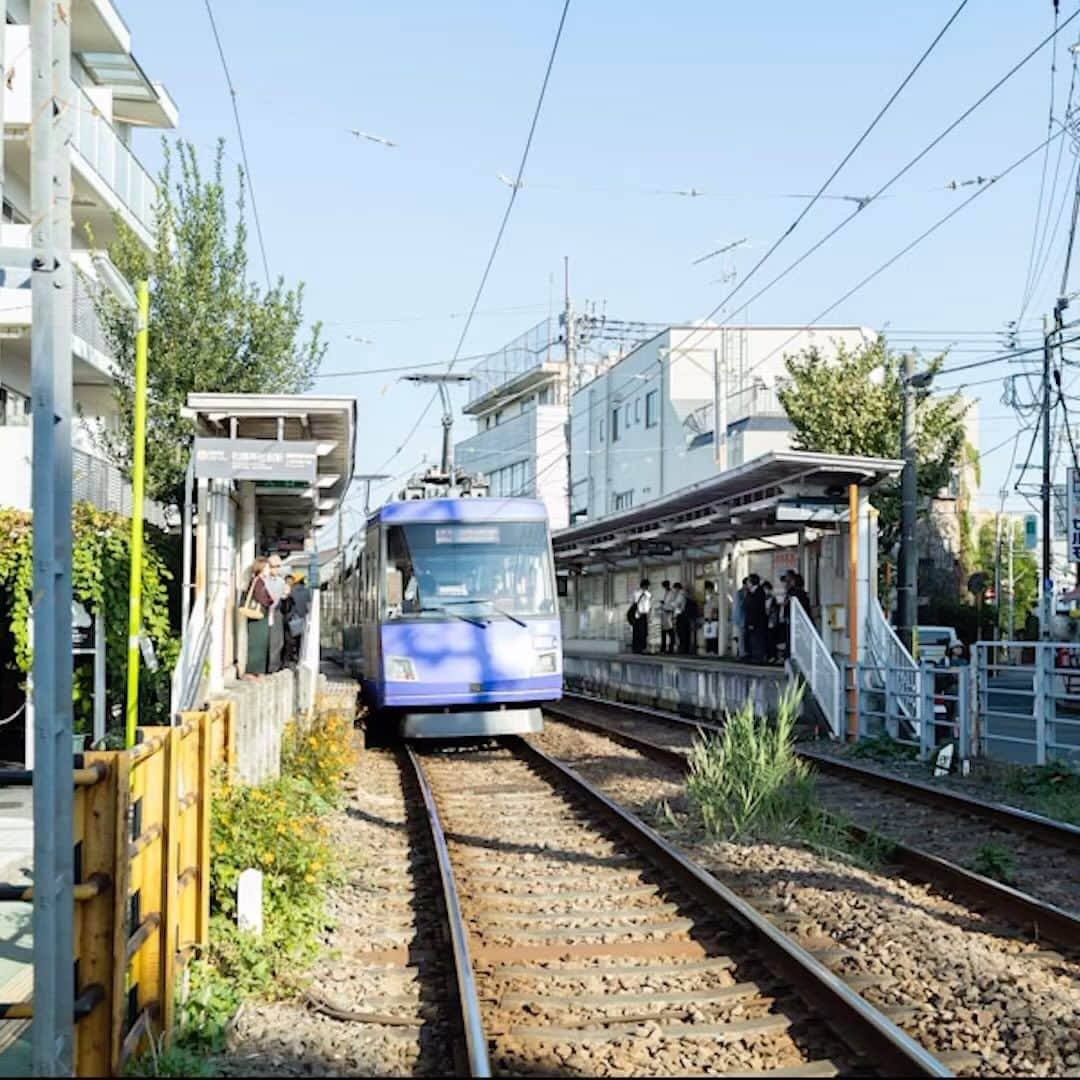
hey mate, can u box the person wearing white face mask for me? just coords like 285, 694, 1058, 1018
628, 578, 652, 654
264, 554, 289, 674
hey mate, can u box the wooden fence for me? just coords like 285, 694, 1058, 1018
0, 701, 234, 1075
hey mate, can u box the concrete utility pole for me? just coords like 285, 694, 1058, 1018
564, 256, 575, 523
898, 352, 918, 654
30, 0, 74, 1072
1042, 313, 1054, 639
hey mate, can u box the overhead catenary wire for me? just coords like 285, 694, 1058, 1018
203, 0, 272, 291
692, 9, 1080, 368
377, 0, 573, 473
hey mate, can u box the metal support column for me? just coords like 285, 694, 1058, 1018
31, 1, 74, 1072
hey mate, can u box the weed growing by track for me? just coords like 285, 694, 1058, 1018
686, 683, 891, 867
971, 841, 1016, 884
845, 732, 919, 764
1000, 759, 1080, 825
132, 708, 355, 1071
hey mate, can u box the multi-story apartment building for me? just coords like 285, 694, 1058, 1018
0, 0, 177, 519
455, 319, 572, 529
569, 324, 875, 521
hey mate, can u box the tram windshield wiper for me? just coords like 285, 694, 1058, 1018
418, 605, 489, 629
445, 598, 527, 628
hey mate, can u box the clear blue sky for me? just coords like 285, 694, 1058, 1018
124, 1, 1080, 530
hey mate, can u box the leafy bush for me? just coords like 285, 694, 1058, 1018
847, 732, 919, 763
1000, 758, 1080, 826
0, 503, 178, 730
687, 682, 811, 840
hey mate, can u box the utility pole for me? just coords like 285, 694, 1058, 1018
1042, 313, 1054, 639
563, 256, 575, 524
898, 352, 918, 655
30, 0, 74, 1072
993, 510, 1003, 650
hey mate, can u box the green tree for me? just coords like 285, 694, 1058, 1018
93, 140, 326, 504
777, 335, 969, 551
976, 518, 1038, 634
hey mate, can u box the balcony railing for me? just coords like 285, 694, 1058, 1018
71, 84, 156, 234
73, 445, 168, 528
73, 270, 113, 361
681, 381, 788, 445
468, 318, 562, 404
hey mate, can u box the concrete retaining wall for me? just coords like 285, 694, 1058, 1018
562, 651, 788, 720
213, 670, 295, 786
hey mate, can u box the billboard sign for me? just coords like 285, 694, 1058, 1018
194, 438, 318, 483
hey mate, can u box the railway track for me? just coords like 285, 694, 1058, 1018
406, 738, 951, 1077
544, 693, 1080, 949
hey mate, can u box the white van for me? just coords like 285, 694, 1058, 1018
917, 625, 962, 666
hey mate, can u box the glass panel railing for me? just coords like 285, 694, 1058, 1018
71, 84, 155, 234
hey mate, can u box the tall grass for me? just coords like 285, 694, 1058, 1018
686, 681, 813, 841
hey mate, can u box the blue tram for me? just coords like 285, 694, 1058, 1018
336, 496, 562, 738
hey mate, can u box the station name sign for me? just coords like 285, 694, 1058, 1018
628, 539, 674, 557
194, 438, 318, 484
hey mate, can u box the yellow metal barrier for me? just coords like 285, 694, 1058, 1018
0, 700, 234, 1075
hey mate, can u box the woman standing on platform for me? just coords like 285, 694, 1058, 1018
242, 557, 272, 676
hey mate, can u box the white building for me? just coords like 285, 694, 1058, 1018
455, 319, 571, 529
569, 324, 875, 521
0, 0, 177, 518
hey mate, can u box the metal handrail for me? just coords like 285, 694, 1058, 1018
866, 599, 920, 720
788, 601, 841, 736
170, 588, 217, 717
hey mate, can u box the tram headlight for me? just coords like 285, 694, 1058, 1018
386, 655, 417, 681
533, 651, 557, 674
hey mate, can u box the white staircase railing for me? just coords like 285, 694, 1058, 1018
788, 601, 842, 737
170, 587, 218, 718
865, 599, 920, 733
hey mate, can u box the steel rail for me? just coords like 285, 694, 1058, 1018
545, 698, 1080, 949
404, 747, 491, 1078
509, 735, 951, 1078
560, 691, 1080, 852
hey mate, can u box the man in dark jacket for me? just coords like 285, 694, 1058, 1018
744, 573, 768, 663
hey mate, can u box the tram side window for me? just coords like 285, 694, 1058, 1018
385, 525, 419, 616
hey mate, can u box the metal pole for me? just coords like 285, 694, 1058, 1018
1042, 313, 1054, 639
125, 281, 150, 748
899, 352, 918, 654
564, 256, 574, 523
31, 1, 73, 1071
993, 511, 1003, 650
181, 455, 194, 633
1008, 525, 1015, 643
847, 484, 859, 741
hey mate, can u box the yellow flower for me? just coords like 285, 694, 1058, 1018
214, 843, 226, 855
307, 737, 318, 748
304, 873, 316, 884
264, 852, 275, 864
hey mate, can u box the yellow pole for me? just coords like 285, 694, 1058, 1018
125, 280, 150, 749
848, 483, 859, 742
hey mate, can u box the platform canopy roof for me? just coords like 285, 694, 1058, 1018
186, 393, 356, 542
553, 450, 902, 568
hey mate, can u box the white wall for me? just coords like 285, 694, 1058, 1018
571, 325, 875, 520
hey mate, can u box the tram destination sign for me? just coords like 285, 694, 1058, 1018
194, 438, 318, 483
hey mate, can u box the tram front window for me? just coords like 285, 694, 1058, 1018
384, 522, 555, 619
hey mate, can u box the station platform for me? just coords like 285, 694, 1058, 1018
562, 644, 790, 720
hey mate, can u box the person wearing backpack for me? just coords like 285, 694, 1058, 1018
628, 578, 652, 653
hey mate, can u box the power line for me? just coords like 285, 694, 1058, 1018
381, 0, 573, 472
701, 0, 970, 327
708, 9, 1080, 349
203, 0, 272, 291
742, 126, 1070, 380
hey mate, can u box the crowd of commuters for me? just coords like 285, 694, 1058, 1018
241, 553, 311, 677
627, 568, 812, 662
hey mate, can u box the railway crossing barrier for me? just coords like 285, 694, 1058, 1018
0, 701, 234, 1075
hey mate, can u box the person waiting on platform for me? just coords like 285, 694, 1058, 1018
744, 574, 768, 663
659, 580, 676, 654
703, 580, 720, 655
241, 557, 272, 677
282, 570, 310, 668
672, 582, 689, 654
264, 554, 289, 674
629, 578, 652, 653
763, 580, 780, 663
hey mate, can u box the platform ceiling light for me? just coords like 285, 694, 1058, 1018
316, 474, 340, 489
315, 441, 338, 456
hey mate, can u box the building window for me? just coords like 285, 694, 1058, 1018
598, 418, 605, 443
612, 408, 620, 442
538, 386, 550, 405
634, 398, 641, 423
646, 389, 659, 428
0, 385, 29, 427
614, 490, 634, 511
624, 404, 631, 427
